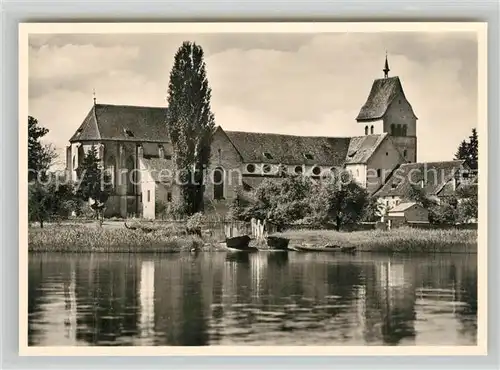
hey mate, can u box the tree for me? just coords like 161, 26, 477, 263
166, 41, 216, 216
310, 171, 369, 231
407, 184, 438, 209
428, 198, 459, 224
28, 116, 57, 182
455, 128, 478, 171
75, 145, 112, 221
239, 176, 316, 226
361, 196, 386, 222
456, 184, 478, 223
28, 177, 78, 228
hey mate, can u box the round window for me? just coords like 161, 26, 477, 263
312, 166, 321, 176
246, 163, 256, 173
295, 165, 303, 174
263, 164, 271, 174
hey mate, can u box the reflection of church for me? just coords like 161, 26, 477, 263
361, 261, 418, 345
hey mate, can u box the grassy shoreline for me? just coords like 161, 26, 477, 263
28, 224, 224, 253
28, 223, 477, 254
277, 227, 478, 254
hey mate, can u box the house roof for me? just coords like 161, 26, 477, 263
375, 160, 465, 198
69, 104, 169, 143
223, 130, 386, 166
356, 76, 416, 122
388, 202, 418, 213
345, 133, 388, 164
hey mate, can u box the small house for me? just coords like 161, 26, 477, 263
386, 202, 429, 228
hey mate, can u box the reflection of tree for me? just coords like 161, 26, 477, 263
454, 261, 478, 339
27, 255, 46, 345
75, 256, 140, 345
178, 264, 209, 345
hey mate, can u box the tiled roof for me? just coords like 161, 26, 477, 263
345, 133, 388, 164
70, 104, 169, 142
356, 76, 416, 121
223, 131, 385, 166
375, 160, 465, 198
388, 202, 418, 213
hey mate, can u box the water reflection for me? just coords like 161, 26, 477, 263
28, 252, 477, 346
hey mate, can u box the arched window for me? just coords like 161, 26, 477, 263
370, 125, 374, 134
365, 126, 368, 135
213, 167, 224, 200
105, 155, 116, 188
126, 156, 135, 195
391, 124, 396, 136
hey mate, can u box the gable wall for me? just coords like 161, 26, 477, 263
366, 137, 406, 194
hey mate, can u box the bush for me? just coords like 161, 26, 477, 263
187, 212, 206, 230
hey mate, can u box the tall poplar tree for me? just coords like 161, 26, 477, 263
166, 41, 215, 215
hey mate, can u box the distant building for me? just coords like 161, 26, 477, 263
375, 160, 473, 210
66, 56, 471, 219
386, 202, 430, 228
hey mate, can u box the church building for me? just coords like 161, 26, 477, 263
66, 56, 470, 219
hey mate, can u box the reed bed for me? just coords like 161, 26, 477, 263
277, 227, 478, 253
28, 225, 225, 253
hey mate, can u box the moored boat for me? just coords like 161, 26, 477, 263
293, 245, 337, 252
266, 236, 290, 250
225, 235, 257, 252
340, 246, 357, 254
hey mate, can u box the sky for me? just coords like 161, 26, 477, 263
28, 31, 478, 169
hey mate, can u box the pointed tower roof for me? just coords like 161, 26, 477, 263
356, 55, 418, 122
383, 52, 390, 78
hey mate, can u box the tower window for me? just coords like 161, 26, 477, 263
262, 164, 272, 174
365, 126, 369, 135
312, 166, 321, 176
402, 125, 407, 136
391, 124, 396, 136
147, 190, 151, 203
377, 169, 381, 178
386, 152, 389, 156
403, 149, 407, 158
246, 163, 256, 173
370, 125, 374, 134
303, 153, 314, 160
167, 192, 172, 202
294, 165, 303, 174
124, 129, 134, 137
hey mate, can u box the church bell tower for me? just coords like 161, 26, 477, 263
355, 53, 418, 163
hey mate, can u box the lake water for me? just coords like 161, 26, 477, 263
28, 252, 477, 346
